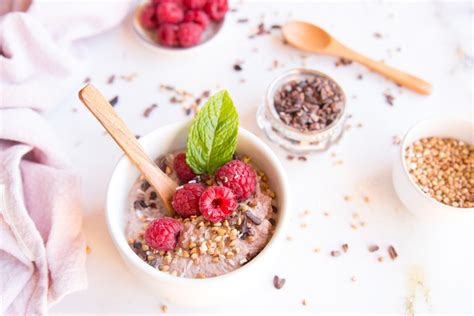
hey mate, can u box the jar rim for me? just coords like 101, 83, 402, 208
265, 68, 347, 138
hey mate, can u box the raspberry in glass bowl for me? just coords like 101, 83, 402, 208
133, 0, 227, 52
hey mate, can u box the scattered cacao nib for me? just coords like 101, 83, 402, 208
143, 103, 158, 118
160, 84, 175, 91
233, 64, 243, 71
135, 135, 141, 139
134, 200, 147, 210
272, 205, 278, 213
271, 24, 282, 29
249, 22, 279, 38
107, 75, 115, 84
297, 156, 307, 161
83, 77, 91, 84
384, 91, 395, 106
368, 244, 379, 252
149, 191, 157, 200
388, 245, 398, 260
256, 22, 268, 36
335, 58, 353, 67
268, 59, 283, 71
149, 202, 157, 209
240, 216, 249, 239
342, 244, 349, 253
373, 32, 383, 39
237, 18, 249, 23
269, 218, 276, 226
132, 241, 142, 249
170, 96, 181, 104
273, 75, 344, 132
273, 275, 286, 289
109, 95, 119, 107
141, 181, 150, 191
156, 158, 169, 173
357, 74, 363, 80
246, 211, 262, 225
330, 250, 341, 257
286, 155, 295, 160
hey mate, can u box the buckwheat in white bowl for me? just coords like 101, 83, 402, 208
392, 117, 473, 221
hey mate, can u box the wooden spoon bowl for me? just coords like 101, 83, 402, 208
282, 21, 432, 95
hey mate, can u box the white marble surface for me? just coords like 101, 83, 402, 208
48, 0, 472, 314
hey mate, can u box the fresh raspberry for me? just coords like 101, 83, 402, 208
140, 4, 158, 29
183, 10, 210, 29
173, 153, 197, 182
144, 218, 183, 251
199, 186, 237, 222
157, 24, 178, 47
184, 0, 207, 9
215, 160, 257, 201
204, 0, 228, 21
177, 22, 203, 47
172, 183, 206, 217
156, 2, 184, 24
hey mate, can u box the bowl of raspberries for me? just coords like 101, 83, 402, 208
134, 0, 228, 50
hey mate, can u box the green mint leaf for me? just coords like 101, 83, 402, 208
186, 90, 239, 175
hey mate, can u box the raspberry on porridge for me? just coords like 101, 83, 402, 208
126, 153, 278, 278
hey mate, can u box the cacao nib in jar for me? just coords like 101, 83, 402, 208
257, 69, 347, 154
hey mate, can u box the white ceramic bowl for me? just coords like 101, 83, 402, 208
132, 1, 226, 55
392, 117, 473, 222
106, 121, 289, 306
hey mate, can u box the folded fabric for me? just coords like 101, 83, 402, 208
0, 2, 130, 314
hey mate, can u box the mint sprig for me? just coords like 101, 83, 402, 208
186, 90, 238, 175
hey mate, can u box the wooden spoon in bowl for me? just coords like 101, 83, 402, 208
79, 84, 177, 215
282, 21, 432, 95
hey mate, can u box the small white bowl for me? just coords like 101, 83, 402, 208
132, 1, 226, 55
392, 117, 473, 222
106, 121, 289, 306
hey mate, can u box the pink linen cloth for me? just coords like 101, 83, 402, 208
0, 1, 130, 314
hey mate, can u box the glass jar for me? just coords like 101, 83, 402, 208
257, 68, 347, 154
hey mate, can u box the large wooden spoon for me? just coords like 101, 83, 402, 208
282, 21, 432, 95
79, 84, 177, 215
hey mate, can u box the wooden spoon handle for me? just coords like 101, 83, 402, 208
79, 84, 177, 215
339, 46, 432, 95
